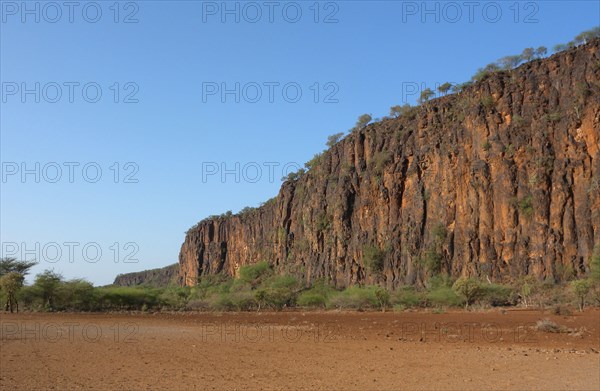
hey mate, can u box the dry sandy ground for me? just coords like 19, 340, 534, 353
1, 308, 599, 390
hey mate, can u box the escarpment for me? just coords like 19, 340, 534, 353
113, 264, 179, 287
180, 41, 600, 289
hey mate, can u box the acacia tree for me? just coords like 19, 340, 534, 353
351, 114, 372, 132
0, 272, 25, 313
535, 46, 548, 58
326, 132, 344, 148
0, 258, 37, 277
0, 258, 36, 313
418, 88, 434, 104
521, 47, 535, 62
498, 55, 522, 70
34, 270, 63, 311
389, 104, 412, 118
438, 82, 452, 95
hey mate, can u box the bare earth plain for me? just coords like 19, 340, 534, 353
1, 309, 599, 390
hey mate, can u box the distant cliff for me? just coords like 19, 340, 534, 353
180, 40, 600, 289
113, 264, 179, 287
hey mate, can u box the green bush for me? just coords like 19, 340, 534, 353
326, 286, 385, 310
263, 275, 300, 290
452, 277, 482, 308
56, 279, 96, 311
571, 279, 591, 311
238, 262, 272, 286
422, 249, 443, 276
255, 287, 295, 310
426, 286, 462, 307
479, 283, 514, 306
297, 292, 327, 307
229, 290, 257, 311
363, 245, 385, 274
96, 287, 161, 311
159, 286, 191, 310
518, 196, 534, 217
481, 95, 495, 109
391, 287, 422, 308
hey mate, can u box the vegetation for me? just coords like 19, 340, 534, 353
304, 152, 323, 171
389, 104, 413, 118
362, 244, 385, 274
0, 272, 24, 312
437, 82, 452, 95
518, 196, 534, 217
0, 257, 37, 312
418, 88, 435, 104
536, 319, 568, 333
571, 279, 590, 311
326, 132, 345, 148
452, 277, 482, 308
351, 114, 372, 132
1, 256, 598, 313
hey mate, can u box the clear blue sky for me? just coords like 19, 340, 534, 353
1, 1, 599, 285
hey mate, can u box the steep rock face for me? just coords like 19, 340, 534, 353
180, 41, 600, 289
113, 264, 179, 287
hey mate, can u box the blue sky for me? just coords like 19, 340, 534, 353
1, 0, 599, 285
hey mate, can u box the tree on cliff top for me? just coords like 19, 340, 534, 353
326, 132, 345, 148
351, 114, 372, 133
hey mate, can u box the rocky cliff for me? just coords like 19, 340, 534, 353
180, 41, 600, 289
113, 264, 179, 287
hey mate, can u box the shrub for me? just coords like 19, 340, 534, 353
452, 277, 482, 308
56, 279, 96, 311
590, 245, 600, 306
158, 286, 190, 310
545, 112, 561, 123
363, 245, 385, 274
422, 249, 443, 276
371, 151, 391, 176
297, 281, 335, 308
282, 169, 305, 182
238, 261, 271, 286
518, 196, 534, 217
316, 213, 331, 232
304, 153, 323, 171
255, 287, 295, 310
96, 286, 161, 311
392, 287, 422, 308
472, 63, 499, 82
551, 304, 572, 316
229, 290, 257, 311
571, 279, 590, 311
297, 291, 327, 308
536, 319, 567, 333
327, 286, 382, 310
374, 287, 391, 311
481, 95, 495, 109
479, 283, 514, 306
426, 286, 462, 307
